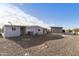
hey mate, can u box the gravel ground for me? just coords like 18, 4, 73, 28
0, 33, 79, 56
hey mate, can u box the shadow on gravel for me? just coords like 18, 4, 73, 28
7, 34, 64, 49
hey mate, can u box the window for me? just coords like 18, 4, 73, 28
12, 27, 16, 31
38, 29, 40, 31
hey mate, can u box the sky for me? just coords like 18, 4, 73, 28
14, 3, 79, 29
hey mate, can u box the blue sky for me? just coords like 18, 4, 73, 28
14, 3, 79, 29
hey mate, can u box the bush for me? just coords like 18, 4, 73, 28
0, 29, 1, 33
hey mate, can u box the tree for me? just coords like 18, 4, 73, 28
62, 30, 65, 33
0, 29, 1, 33
66, 29, 72, 32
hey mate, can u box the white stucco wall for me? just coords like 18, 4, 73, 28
3, 26, 20, 37
2, 26, 45, 38
26, 26, 43, 35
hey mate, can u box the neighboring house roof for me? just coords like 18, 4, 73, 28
0, 4, 51, 30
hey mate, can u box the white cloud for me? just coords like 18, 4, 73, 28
19, 3, 23, 5
0, 3, 51, 29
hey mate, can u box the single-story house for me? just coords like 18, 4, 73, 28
0, 18, 50, 38
51, 26, 63, 33
1, 25, 48, 38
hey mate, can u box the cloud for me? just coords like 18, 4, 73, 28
0, 3, 51, 29
19, 3, 23, 6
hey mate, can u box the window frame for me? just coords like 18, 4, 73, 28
12, 27, 16, 31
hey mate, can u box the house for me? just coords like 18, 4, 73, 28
51, 26, 63, 33
26, 26, 48, 35
1, 25, 45, 38
0, 16, 50, 38
0, 25, 50, 38
0, 21, 50, 38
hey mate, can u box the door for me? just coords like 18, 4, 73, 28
20, 26, 26, 36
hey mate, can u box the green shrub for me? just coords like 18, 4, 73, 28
0, 29, 1, 33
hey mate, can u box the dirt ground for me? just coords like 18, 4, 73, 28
0, 33, 79, 56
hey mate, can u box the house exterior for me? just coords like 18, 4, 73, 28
0, 24, 49, 38
51, 27, 63, 33
1, 25, 21, 37
0, 16, 50, 38
26, 26, 44, 35
0, 15, 51, 38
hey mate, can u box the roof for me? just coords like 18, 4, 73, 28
51, 27, 63, 29
0, 4, 51, 30
51, 27, 62, 28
